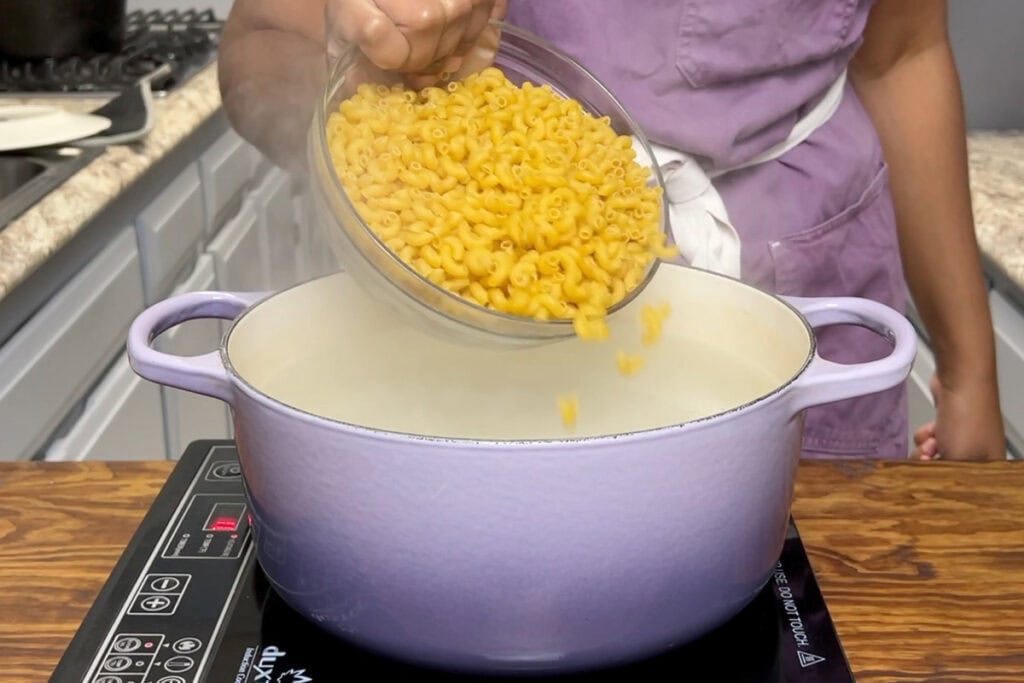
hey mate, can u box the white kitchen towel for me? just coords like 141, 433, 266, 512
637, 68, 849, 279
648, 141, 743, 278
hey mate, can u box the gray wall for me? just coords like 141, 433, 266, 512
949, 0, 1023, 131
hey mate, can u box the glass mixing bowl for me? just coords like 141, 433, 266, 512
308, 21, 669, 347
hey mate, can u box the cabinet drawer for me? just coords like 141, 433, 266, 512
907, 336, 936, 449
159, 254, 232, 459
199, 129, 252, 236
44, 352, 165, 461
249, 141, 274, 184
913, 331, 937, 417
206, 201, 267, 292
135, 163, 205, 302
294, 187, 338, 280
0, 228, 143, 460
990, 290, 1024, 457
257, 168, 300, 291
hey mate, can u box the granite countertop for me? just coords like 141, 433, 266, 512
0, 67, 1021, 306
967, 132, 1024, 296
0, 63, 221, 301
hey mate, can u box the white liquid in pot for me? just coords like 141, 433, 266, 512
229, 266, 811, 441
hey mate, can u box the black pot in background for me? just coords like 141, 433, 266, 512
0, 0, 127, 59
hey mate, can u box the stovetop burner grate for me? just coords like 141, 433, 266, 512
0, 9, 222, 96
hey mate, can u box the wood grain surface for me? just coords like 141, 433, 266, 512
1, 459, 1022, 682
792, 460, 1024, 682
0, 462, 172, 683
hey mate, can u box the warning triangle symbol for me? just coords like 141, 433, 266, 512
798, 650, 826, 667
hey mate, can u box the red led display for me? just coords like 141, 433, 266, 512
209, 516, 239, 531
202, 501, 246, 532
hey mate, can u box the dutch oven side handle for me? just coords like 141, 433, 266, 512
782, 296, 918, 413
126, 290, 270, 403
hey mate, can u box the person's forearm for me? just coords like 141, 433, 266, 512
218, 4, 328, 174
219, 31, 325, 174
851, 36, 997, 389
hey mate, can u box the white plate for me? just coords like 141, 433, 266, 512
0, 105, 112, 152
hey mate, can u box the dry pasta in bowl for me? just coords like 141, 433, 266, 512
325, 66, 678, 342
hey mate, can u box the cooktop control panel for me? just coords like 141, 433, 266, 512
83, 445, 250, 683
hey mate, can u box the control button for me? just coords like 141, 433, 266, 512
127, 592, 180, 616
156, 677, 187, 683
172, 637, 202, 654
163, 656, 195, 673
112, 636, 142, 653
140, 595, 171, 611
140, 573, 190, 595
94, 673, 144, 683
210, 462, 242, 479
149, 576, 180, 592
102, 655, 133, 672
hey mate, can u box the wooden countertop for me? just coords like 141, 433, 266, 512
1, 459, 1022, 681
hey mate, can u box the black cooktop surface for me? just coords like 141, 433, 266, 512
51, 441, 855, 682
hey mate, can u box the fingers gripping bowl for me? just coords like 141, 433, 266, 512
308, 22, 671, 346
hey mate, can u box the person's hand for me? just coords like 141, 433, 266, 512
326, 0, 507, 85
911, 373, 1006, 460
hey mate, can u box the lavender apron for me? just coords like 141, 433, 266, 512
507, 0, 910, 459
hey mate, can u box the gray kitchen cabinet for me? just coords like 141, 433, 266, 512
158, 254, 232, 460
135, 162, 206, 304
199, 128, 254, 239
206, 200, 269, 292
991, 290, 1024, 458
43, 352, 165, 461
256, 168, 302, 291
0, 106, 331, 461
294, 188, 339, 281
907, 335, 937, 452
250, 138, 274, 186
0, 228, 144, 461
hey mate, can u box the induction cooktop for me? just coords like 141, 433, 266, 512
51, 440, 855, 682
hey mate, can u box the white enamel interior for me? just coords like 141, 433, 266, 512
226, 264, 812, 440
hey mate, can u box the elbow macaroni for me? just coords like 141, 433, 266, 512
327, 68, 680, 430
641, 303, 672, 347
326, 67, 678, 341
557, 394, 579, 429
615, 350, 645, 377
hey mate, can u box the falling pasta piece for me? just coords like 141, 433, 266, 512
557, 394, 579, 429
573, 316, 610, 341
616, 350, 645, 376
640, 302, 671, 346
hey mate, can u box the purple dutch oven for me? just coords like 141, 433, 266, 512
127, 263, 914, 674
